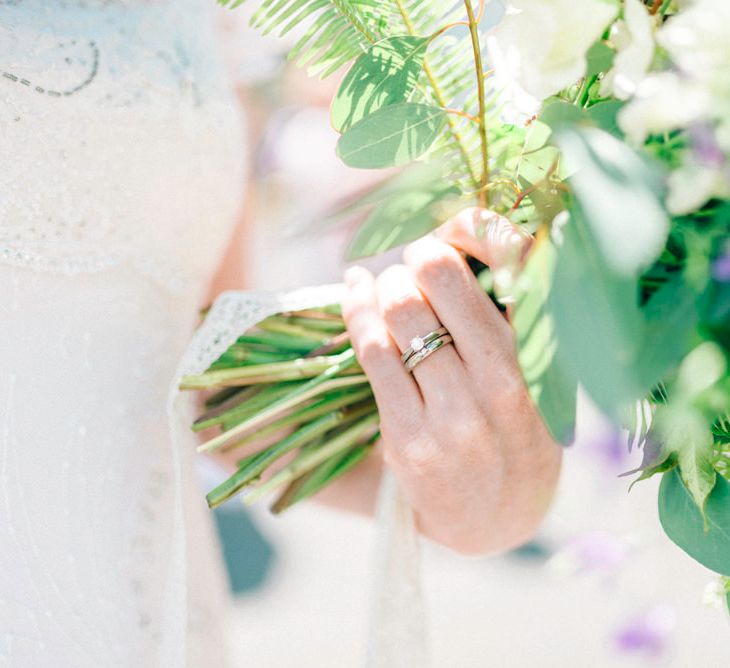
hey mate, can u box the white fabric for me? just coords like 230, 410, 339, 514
0, 1, 245, 666
0, 2, 424, 666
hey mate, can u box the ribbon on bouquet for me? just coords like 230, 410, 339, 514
167, 285, 430, 667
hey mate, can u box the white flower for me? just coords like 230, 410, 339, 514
702, 579, 728, 611
667, 160, 730, 215
658, 0, 730, 149
487, 0, 619, 103
600, 0, 656, 100
658, 0, 730, 83
618, 72, 711, 144
619, 0, 730, 145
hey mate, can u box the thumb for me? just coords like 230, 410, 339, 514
432, 207, 532, 271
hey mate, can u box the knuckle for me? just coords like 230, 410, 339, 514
340, 290, 367, 325
384, 437, 445, 477
354, 335, 392, 369
381, 291, 424, 329
443, 406, 489, 447
491, 375, 530, 414
412, 249, 461, 289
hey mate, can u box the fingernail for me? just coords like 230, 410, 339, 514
476, 209, 501, 240
344, 265, 367, 288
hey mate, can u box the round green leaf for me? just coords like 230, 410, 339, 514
659, 468, 730, 576
585, 41, 615, 77
331, 36, 429, 133
336, 103, 447, 169
513, 239, 578, 445
539, 99, 588, 132
347, 183, 460, 259
586, 100, 625, 138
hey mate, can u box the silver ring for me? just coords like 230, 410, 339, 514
404, 334, 453, 372
400, 326, 449, 364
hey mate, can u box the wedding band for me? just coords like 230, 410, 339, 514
403, 334, 453, 372
400, 326, 449, 364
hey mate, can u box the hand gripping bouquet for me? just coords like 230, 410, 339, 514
180, 0, 730, 605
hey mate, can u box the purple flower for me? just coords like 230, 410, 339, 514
690, 125, 726, 170
613, 605, 676, 660
552, 531, 631, 578
712, 251, 730, 283
588, 427, 632, 472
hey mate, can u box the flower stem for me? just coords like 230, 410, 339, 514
244, 412, 379, 504
179, 350, 361, 390
393, 0, 480, 186
463, 0, 490, 207
222, 386, 374, 452
271, 433, 378, 513
197, 350, 365, 453
205, 404, 371, 508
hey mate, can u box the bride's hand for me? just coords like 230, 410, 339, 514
341, 208, 562, 555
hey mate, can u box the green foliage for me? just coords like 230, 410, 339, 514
336, 102, 447, 168
659, 468, 730, 576
218, 0, 383, 77
558, 128, 668, 277
546, 129, 683, 417
331, 36, 430, 132
347, 179, 462, 258
215, 0, 730, 581
513, 238, 578, 444
585, 40, 615, 78
655, 407, 717, 513
550, 204, 646, 416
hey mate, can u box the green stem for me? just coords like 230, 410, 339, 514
463, 0, 490, 207
224, 386, 374, 451
236, 332, 319, 353
393, 0, 480, 186
205, 406, 369, 508
193, 382, 304, 432
244, 412, 380, 504
258, 317, 334, 343
197, 350, 366, 453
578, 74, 599, 107
271, 434, 378, 513
180, 350, 361, 390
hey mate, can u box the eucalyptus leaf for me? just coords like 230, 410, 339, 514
587, 100, 624, 138
540, 99, 588, 132
336, 103, 447, 169
331, 36, 429, 132
516, 146, 560, 185
347, 182, 461, 259
550, 206, 646, 416
637, 275, 698, 389
655, 407, 717, 513
659, 468, 730, 576
513, 239, 578, 444
557, 128, 668, 276
585, 41, 615, 77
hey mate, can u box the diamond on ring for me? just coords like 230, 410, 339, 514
410, 336, 425, 352
400, 326, 450, 364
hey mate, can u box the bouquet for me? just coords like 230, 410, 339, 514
180, 0, 730, 606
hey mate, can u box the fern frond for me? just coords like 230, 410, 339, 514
220, 0, 519, 199
219, 0, 386, 77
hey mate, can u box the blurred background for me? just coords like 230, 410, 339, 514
201, 6, 730, 666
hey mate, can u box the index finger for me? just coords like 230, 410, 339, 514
433, 207, 532, 271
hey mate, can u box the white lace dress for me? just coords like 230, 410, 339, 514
0, 1, 246, 665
